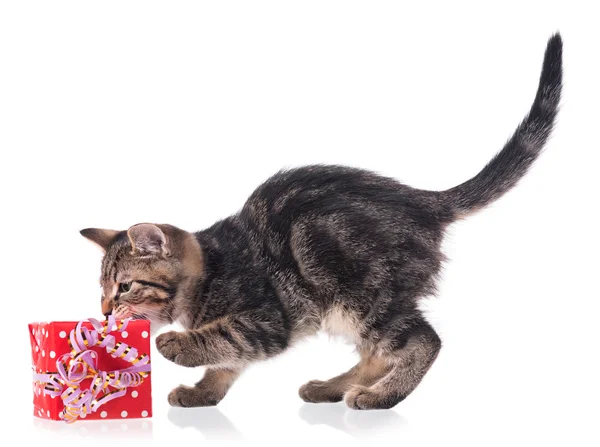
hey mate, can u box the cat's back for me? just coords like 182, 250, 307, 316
242, 164, 449, 228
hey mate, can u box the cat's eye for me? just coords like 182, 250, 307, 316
119, 282, 132, 293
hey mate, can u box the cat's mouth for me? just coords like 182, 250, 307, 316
111, 304, 168, 326
112, 305, 148, 321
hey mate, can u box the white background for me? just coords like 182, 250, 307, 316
1, 1, 598, 446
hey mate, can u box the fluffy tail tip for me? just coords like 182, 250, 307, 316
541, 33, 563, 90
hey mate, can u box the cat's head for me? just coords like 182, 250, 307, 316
80, 223, 203, 326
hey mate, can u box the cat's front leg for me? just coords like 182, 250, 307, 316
157, 329, 240, 367
168, 367, 243, 407
156, 331, 208, 367
156, 314, 287, 367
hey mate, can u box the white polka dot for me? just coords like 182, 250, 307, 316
35, 346, 39, 352
112, 324, 118, 331
32, 328, 36, 336
100, 411, 108, 418
131, 390, 138, 398
42, 350, 45, 357
41, 328, 45, 335
45, 331, 49, 338
121, 331, 128, 338
141, 410, 148, 418
59, 331, 67, 338
47, 410, 50, 418
141, 331, 148, 338
121, 410, 128, 418
80, 413, 86, 419
49, 351, 56, 359
38, 409, 43, 417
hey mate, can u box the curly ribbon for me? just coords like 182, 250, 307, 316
32, 316, 151, 423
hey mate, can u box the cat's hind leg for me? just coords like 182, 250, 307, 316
344, 319, 441, 410
299, 352, 391, 403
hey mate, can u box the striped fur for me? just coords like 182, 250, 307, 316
81, 35, 562, 410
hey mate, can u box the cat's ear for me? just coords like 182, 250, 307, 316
127, 223, 170, 256
80, 228, 120, 252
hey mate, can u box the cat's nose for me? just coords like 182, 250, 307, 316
101, 298, 114, 318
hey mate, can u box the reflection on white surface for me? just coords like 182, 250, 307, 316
168, 407, 245, 442
33, 417, 153, 440
299, 403, 408, 438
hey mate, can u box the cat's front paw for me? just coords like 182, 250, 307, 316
299, 380, 344, 403
168, 385, 222, 407
156, 331, 203, 367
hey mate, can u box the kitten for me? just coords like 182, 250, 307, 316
81, 34, 562, 410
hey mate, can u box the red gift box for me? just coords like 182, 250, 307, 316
29, 318, 152, 422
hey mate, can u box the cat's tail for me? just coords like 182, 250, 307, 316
441, 33, 562, 219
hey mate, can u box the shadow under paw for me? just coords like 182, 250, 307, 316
168, 407, 245, 441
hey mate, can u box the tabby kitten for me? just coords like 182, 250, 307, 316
81, 35, 562, 410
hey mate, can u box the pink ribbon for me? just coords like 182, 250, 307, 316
32, 316, 150, 423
